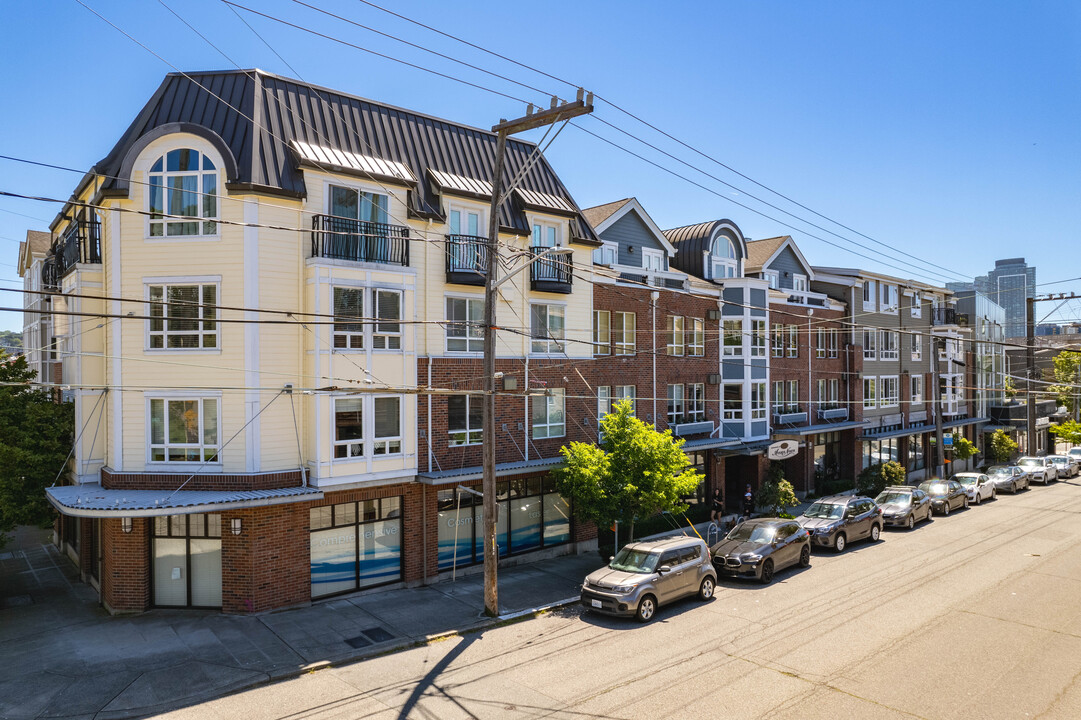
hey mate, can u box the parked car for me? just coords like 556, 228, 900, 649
1047, 455, 1079, 479
952, 473, 996, 504
710, 518, 810, 585
1068, 447, 1081, 464
986, 465, 1030, 494
581, 536, 717, 622
1018, 456, 1057, 484
796, 495, 883, 552
874, 486, 932, 529
918, 479, 968, 515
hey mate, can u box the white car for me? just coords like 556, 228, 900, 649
1017, 456, 1057, 484
952, 473, 996, 504
1068, 447, 1081, 464
1047, 455, 1080, 479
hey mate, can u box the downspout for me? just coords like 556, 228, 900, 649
425, 219, 433, 475
652, 290, 659, 427
524, 356, 530, 461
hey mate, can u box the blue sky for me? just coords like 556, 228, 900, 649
2, 0, 1079, 332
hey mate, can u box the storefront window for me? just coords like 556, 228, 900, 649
908, 434, 925, 471
310, 498, 401, 598
152, 513, 222, 608
814, 432, 840, 481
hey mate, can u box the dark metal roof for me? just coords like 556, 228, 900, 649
662, 219, 746, 279
78, 69, 597, 242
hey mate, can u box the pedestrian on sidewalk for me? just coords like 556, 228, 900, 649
710, 489, 723, 523
742, 484, 755, 517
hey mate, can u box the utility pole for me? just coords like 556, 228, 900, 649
1026, 295, 1036, 455
933, 336, 945, 477
481, 92, 593, 617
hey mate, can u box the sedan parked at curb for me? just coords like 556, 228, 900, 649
1047, 455, 1079, 479
581, 536, 717, 623
710, 518, 811, 585
796, 495, 883, 553
918, 479, 968, 515
987, 465, 1030, 493
874, 486, 932, 529
1068, 448, 1081, 464
953, 473, 996, 504
1018, 456, 1057, 484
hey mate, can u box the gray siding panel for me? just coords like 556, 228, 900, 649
766, 247, 806, 290
599, 212, 668, 268
722, 287, 743, 314
749, 288, 767, 309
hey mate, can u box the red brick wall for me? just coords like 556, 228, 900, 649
101, 517, 149, 613
101, 468, 304, 491
221, 503, 311, 614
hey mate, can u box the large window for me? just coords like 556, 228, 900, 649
599, 385, 635, 419
750, 382, 767, 421
532, 389, 565, 438
148, 283, 218, 349
908, 434, 925, 471
688, 318, 705, 356
667, 316, 685, 356
667, 384, 685, 425
750, 320, 767, 358
153, 513, 222, 607
530, 304, 565, 354
333, 288, 364, 349
148, 149, 218, 237
687, 383, 705, 422
149, 397, 219, 463
880, 376, 899, 407
880, 283, 899, 313
863, 378, 877, 408
817, 378, 840, 409
310, 497, 401, 598
593, 310, 610, 355
787, 325, 799, 358
772, 323, 785, 358
333, 396, 402, 458
911, 375, 924, 404
373, 397, 402, 455
723, 383, 743, 420
863, 328, 877, 360
330, 184, 388, 224
880, 330, 899, 360
372, 290, 402, 350
613, 312, 635, 355
724, 319, 743, 356
446, 296, 484, 352
911, 332, 923, 361
332, 287, 402, 350
448, 395, 482, 446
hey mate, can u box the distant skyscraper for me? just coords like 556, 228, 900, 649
951, 259, 1035, 338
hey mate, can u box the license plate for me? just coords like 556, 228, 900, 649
591, 599, 602, 608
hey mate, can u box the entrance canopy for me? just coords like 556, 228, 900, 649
46, 484, 323, 518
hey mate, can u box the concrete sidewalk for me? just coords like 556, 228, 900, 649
0, 529, 601, 720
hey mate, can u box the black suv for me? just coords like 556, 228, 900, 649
795, 495, 883, 552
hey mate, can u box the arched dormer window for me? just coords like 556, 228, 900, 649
148, 148, 218, 237
711, 234, 739, 279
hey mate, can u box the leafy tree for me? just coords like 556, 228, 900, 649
0, 330, 22, 354
0, 351, 73, 548
1048, 351, 1081, 415
856, 461, 906, 497
1050, 420, 1081, 445
989, 429, 1018, 464
555, 399, 701, 542
757, 461, 799, 517
1003, 375, 1017, 400
952, 436, 977, 461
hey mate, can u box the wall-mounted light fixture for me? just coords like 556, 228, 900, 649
121, 517, 132, 534
231, 518, 242, 536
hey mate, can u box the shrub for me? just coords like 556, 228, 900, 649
856, 461, 906, 497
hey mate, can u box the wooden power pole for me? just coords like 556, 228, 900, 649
481, 93, 593, 617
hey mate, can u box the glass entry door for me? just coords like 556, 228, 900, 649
152, 513, 222, 607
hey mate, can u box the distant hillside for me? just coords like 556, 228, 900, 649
0, 330, 23, 355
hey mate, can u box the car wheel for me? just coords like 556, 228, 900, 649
635, 594, 657, 623
975, 493, 981, 505
698, 577, 715, 601
942, 503, 950, 516
834, 533, 847, 553
992, 489, 996, 499
870, 524, 881, 542
906, 514, 915, 530
963, 497, 969, 509
760, 559, 775, 585
799, 544, 811, 567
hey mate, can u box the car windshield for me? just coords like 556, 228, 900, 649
1018, 459, 1040, 467
988, 467, 1010, 476
955, 476, 978, 486
608, 549, 660, 574
921, 483, 949, 496
726, 524, 776, 543
875, 492, 911, 505
1049, 457, 1066, 465
803, 502, 845, 519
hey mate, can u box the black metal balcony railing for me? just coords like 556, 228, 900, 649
930, 307, 958, 326
41, 256, 60, 292
529, 246, 573, 293
445, 234, 489, 285
311, 214, 410, 267
53, 220, 102, 278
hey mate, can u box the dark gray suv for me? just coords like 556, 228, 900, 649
796, 495, 883, 552
710, 518, 810, 584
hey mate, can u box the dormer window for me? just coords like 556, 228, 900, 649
764, 271, 780, 289
793, 274, 808, 292
148, 149, 218, 237
710, 235, 739, 279
642, 248, 664, 273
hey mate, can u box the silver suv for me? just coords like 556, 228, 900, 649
581, 536, 717, 623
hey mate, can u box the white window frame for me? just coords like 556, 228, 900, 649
764, 270, 780, 289
787, 324, 798, 358
750, 320, 767, 358
863, 280, 877, 311
911, 375, 924, 405
371, 396, 402, 455
879, 330, 899, 360
828, 328, 839, 358
880, 283, 899, 314
593, 241, 618, 266
333, 395, 403, 460
531, 219, 562, 248
816, 328, 826, 359
333, 286, 365, 350
146, 148, 220, 239
723, 319, 744, 357
723, 383, 743, 421
593, 310, 611, 356
613, 311, 635, 355
863, 377, 877, 409
710, 234, 740, 279
750, 382, 767, 421
863, 327, 877, 360
688, 383, 706, 422
147, 395, 221, 465
532, 388, 565, 439
667, 315, 685, 356
667, 384, 685, 425
372, 288, 403, 351
146, 280, 220, 351
446, 295, 484, 353
793, 274, 808, 292
448, 394, 483, 446
911, 291, 922, 318
597, 386, 611, 424
880, 375, 900, 408
642, 248, 665, 272
772, 322, 785, 358
614, 385, 636, 414
911, 332, 923, 361
530, 303, 566, 355
688, 318, 705, 356
772, 380, 785, 413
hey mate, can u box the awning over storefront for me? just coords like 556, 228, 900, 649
943, 416, 990, 429
417, 457, 564, 485
776, 419, 867, 437
680, 437, 742, 451
860, 426, 916, 441
982, 424, 1017, 433
46, 484, 324, 518
719, 440, 775, 456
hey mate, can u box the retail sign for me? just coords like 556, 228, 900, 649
943, 433, 954, 447
767, 440, 800, 461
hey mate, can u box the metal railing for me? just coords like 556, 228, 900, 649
445, 234, 489, 281
311, 214, 410, 266
41, 256, 60, 291
529, 247, 573, 289
930, 307, 958, 326
53, 220, 102, 278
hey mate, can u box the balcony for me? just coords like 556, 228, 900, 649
54, 220, 102, 278
445, 234, 488, 286
930, 307, 958, 326
673, 420, 715, 436
773, 408, 809, 426
817, 407, 849, 422
529, 247, 573, 293
41, 256, 60, 292
311, 215, 410, 267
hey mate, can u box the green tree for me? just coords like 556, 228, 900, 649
856, 461, 906, 497
989, 429, 1018, 464
0, 352, 74, 548
555, 399, 701, 542
1049, 351, 1081, 415
1003, 375, 1017, 400
1050, 419, 1081, 445
952, 436, 977, 461
757, 461, 799, 517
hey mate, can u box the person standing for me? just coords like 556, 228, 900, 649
742, 484, 755, 517
710, 489, 723, 523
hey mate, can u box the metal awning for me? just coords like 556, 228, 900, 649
776, 419, 867, 437
291, 140, 416, 184
514, 188, 577, 215
716, 440, 774, 456
46, 484, 323, 518
981, 424, 1017, 433
943, 416, 990, 429
860, 426, 915, 441
680, 437, 741, 451
417, 457, 563, 485
428, 169, 493, 198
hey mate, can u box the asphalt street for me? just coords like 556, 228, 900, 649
157, 478, 1081, 720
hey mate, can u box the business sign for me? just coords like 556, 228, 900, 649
767, 440, 800, 461
943, 433, 954, 447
